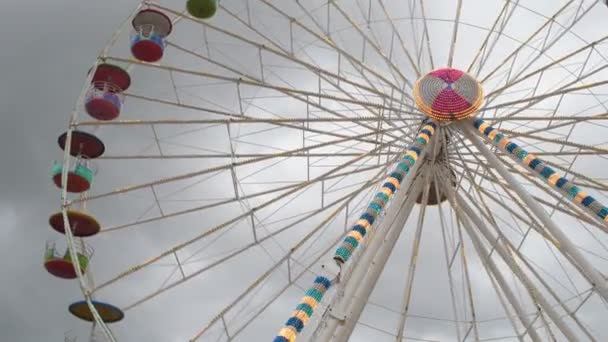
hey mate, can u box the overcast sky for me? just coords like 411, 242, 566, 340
2, 1, 608, 342
0, 1, 139, 340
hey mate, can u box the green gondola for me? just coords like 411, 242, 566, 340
187, 0, 218, 19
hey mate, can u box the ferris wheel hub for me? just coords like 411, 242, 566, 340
413, 68, 484, 122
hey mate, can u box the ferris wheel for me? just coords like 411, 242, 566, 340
46, 0, 608, 341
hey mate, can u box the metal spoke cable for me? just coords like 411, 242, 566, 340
100, 163, 387, 233
453, 163, 599, 340
163, 40, 419, 146
273, 120, 438, 342
441, 176, 544, 342
256, 0, 416, 102
459, 121, 608, 302
491, 0, 602, 100
128, 166, 385, 316
470, 118, 608, 228
72, 125, 407, 204
479, 0, 576, 84
485, 35, 608, 100
329, 1, 412, 91
447, 0, 463, 68
92, 134, 402, 293
217, 2, 414, 139
467, 0, 516, 75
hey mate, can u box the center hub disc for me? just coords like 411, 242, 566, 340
413, 68, 484, 122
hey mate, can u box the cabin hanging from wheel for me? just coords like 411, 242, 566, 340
130, 9, 173, 63
85, 64, 130, 121
44, 240, 92, 279
48, 210, 101, 238
187, 0, 218, 19
51, 159, 96, 193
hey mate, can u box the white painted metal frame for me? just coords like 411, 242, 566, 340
55, 0, 608, 341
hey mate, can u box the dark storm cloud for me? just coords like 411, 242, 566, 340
2, 1, 608, 341
0, 1, 138, 340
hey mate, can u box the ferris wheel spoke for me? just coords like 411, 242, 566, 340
497, 111, 608, 139
108, 56, 412, 120
462, 177, 541, 250
494, 64, 608, 124
334, 0, 397, 78
151, 42, 420, 144
483, 77, 608, 115
79, 116, 407, 127
395, 166, 433, 341
446, 0, 463, 68
460, 123, 608, 302
480, 0, 578, 84
466, 118, 608, 229
432, 170, 475, 341
486, 113, 608, 140
121, 182, 366, 313
72, 125, 406, 205
111, 133, 399, 232
178, 8, 404, 117
238, 137, 381, 214
455, 155, 604, 288
189, 155, 398, 340
508, 115, 608, 138
482, 189, 602, 296
128, 152, 397, 339
455, 142, 608, 193
467, 0, 516, 76
452, 150, 527, 240
99, 161, 387, 233
452, 149, 606, 232
328, 1, 412, 92
262, 0, 411, 97
100, 93, 404, 147
433, 129, 479, 341
460, 192, 600, 341
162, 1, 411, 107
451, 134, 608, 284
487, 183, 608, 267
448, 151, 529, 247
485, 58, 608, 121
378, 0, 423, 77
308, 1, 408, 96
455, 157, 607, 235
486, 0, 601, 98
165, 0, 424, 145
485, 34, 608, 101
452, 185, 589, 340
409, 2, 431, 71
92, 136, 398, 294
457, 169, 595, 298
442, 180, 545, 341
95, 152, 401, 160
498, 129, 608, 158
457, 215, 557, 339
404, 0, 421, 67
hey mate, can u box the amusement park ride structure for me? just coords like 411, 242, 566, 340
47, 0, 608, 341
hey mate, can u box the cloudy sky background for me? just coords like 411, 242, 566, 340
0, 0, 140, 340
2, 0, 608, 341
